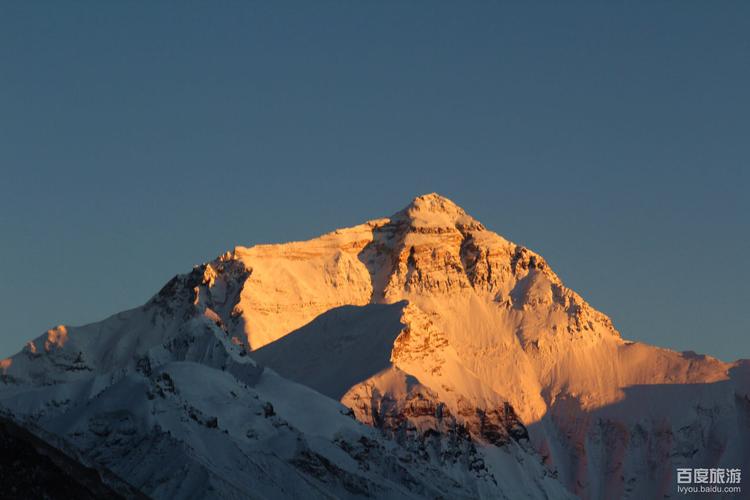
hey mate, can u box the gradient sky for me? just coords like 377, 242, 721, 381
1, 2, 748, 361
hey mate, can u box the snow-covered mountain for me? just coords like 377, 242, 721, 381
1, 193, 748, 499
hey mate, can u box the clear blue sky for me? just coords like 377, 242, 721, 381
1, 2, 748, 360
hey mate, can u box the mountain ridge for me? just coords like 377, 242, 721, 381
1, 193, 747, 499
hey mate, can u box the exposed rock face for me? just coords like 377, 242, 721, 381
1, 193, 748, 499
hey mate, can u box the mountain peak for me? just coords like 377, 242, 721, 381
393, 193, 482, 230
2, 193, 746, 500
409, 193, 462, 212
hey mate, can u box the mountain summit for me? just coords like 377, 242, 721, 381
391, 192, 482, 228
1, 194, 748, 499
